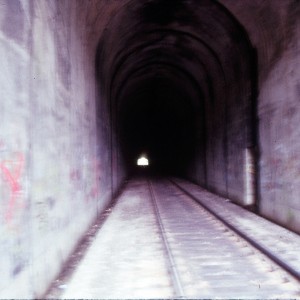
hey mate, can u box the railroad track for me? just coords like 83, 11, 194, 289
148, 179, 300, 299
48, 178, 300, 299
148, 180, 185, 298
171, 179, 300, 283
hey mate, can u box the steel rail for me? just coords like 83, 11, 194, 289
170, 179, 300, 283
148, 180, 186, 299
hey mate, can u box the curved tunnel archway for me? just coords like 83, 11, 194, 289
1, 2, 300, 297
96, 0, 257, 204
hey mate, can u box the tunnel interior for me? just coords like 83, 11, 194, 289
2, 1, 300, 297
96, 0, 256, 198
119, 77, 198, 175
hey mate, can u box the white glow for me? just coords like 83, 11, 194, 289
137, 156, 149, 166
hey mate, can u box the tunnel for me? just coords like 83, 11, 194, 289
0, 0, 299, 297
96, 0, 255, 184
118, 77, 198, 175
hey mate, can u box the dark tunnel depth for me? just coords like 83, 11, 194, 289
119, 78, 198, 175
96, 0, 256, 185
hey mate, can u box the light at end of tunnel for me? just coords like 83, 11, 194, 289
137, 155, 149, 166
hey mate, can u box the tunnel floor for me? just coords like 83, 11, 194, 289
46, 179, 300, 299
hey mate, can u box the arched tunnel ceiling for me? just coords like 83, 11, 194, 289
88, 0, 298, 176
97, 0, 253, 105
88, 0, 298, 83
95, 0, 255, 174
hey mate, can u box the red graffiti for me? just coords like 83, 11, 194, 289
0, 153, 25, 222
89, 159, 101, 200
70, 169, 81, 181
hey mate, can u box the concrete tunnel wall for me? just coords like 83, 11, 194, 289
0, 1, 122, 297
221, 0, 300, 232
0, 0, 299, 298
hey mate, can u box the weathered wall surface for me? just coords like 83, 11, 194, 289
221, 0, 300, 232
0, 0, 299, 297
258, 22, 300, 232
0, 1, 114, 297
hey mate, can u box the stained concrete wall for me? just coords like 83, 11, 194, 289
257, 14, 300, 232
221, 0, 300, 233
189, 0, 300, 233
0, 1, 118, 297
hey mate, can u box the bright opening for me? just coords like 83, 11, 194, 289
137, 156, 149, 166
